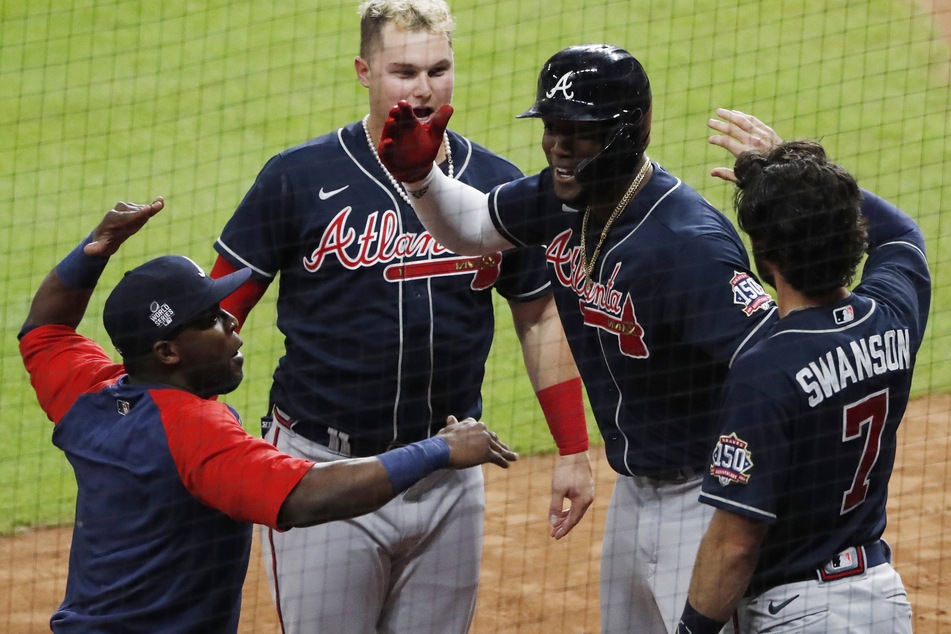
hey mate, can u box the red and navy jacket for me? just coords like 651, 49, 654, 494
20, 325, 313, 633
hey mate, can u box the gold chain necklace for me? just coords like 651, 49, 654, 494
362, 114, 453, 206
578, 157, 651, 285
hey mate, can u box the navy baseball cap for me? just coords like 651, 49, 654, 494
102, 255, 252, 356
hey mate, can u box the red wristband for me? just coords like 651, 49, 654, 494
536, 377, 588, 455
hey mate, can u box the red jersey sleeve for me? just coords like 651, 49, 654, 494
19, 325, 126, 424
211, 255, 268, 330
151, 389, 314, 528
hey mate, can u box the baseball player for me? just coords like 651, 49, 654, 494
18, 197, 517, 633
209, 1, 594, 632
378, 45, 777, 632
676, 112, 929, 634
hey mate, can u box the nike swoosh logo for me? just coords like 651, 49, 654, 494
318, 185, 349, 200
767, 594, 800, 615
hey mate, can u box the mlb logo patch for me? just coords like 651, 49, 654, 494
710, 433, 754, 486
834, 305, 855, 325
829, 549, 856, 570
819, 546, 865, 582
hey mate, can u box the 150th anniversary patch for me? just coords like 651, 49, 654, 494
710, 432, 754, 486
731, 271, 772, 316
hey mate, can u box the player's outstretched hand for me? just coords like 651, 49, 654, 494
707, 109, 783, 183
548, 451, 595, 540
378, 100, 453, 184
85, 197, 166, 258
438, 415, 518, 470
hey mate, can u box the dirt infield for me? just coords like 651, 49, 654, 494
0, 395, 948, 633
921, 0, 951, 39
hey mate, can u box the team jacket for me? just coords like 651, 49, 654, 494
19, 325, 313, 633
489, 164, 777, 477
698, 191, 931, 593
215, 123, 549, 444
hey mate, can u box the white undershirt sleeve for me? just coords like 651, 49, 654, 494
404, 166, 516, 255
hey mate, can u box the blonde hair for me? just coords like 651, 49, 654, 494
358, 0, 455, 58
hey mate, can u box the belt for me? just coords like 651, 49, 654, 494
814, 540, 889, 583
751, 540, 890, 595
271, 406, 409, 458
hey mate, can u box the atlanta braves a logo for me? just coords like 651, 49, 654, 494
303, 207, 501, 290
545, 230, 649, 358
546, 72, 575, 100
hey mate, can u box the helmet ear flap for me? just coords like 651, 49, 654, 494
620, 106, 651, 146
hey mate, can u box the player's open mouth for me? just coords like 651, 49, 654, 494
413, 107, 434, 121
554, 167, 576, 181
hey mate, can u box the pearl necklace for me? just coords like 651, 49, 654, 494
363, 114, 453, 206
578, 157, 651, 285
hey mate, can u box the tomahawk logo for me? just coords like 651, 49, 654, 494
546, 72, 575, 100
579, 294, 649, 359
544, 234, 649, 358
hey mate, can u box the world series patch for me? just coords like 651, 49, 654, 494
710, 432, 754, 486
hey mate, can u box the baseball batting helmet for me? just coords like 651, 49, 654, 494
517, 43, 651, 123
519, 44, 652, 200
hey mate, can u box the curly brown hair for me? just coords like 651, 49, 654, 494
733, 140, 868, 298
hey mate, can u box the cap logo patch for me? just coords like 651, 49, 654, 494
546, 72, 575, 100
149, 301, 176, 328
710, 432, 754, 486
181, 256, 207, 278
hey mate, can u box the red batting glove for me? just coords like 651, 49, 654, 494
378, 101, 454, 183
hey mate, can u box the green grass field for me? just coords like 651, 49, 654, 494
1, 0, 948, 534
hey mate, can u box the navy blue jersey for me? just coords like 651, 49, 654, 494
699, 191, 931, 593
489, 164, 776, 476
216, 123, 548, 442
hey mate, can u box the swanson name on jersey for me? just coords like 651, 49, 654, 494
794, 328, 911, 407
